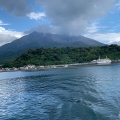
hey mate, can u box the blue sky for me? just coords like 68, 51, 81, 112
0, 0, 120, 46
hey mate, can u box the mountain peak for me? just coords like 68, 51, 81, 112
0, 32, 105, 63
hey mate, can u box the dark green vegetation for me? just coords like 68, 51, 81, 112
3, 44, 120, 67
0, 32, 104, 64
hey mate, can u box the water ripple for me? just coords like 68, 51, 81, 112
0, 64, 120, 119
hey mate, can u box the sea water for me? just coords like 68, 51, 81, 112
0, 63, 120, 120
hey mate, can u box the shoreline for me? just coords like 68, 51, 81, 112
0, 61, 118, 73
0, 62, 95, 73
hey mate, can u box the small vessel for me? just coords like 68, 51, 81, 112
64, 64, 68, 68
96, 56, 111, 65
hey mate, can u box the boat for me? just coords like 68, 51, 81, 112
64, 64, 68, 68
96, 56, 111, 65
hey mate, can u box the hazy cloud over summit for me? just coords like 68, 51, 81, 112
0, 0, 119, 45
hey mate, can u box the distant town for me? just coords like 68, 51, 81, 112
1, 58, 120, 72
0, 62, 95, 72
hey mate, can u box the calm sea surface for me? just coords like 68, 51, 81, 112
0, 63, 120, 120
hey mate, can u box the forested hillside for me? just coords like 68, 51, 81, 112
3, 44, 120, 67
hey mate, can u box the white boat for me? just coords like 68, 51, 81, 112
64, 64, 68, 68
96, 56, 111, 65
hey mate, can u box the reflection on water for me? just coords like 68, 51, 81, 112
0, 63, 120, 120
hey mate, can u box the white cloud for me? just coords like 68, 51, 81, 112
0, 27, 24, 38
34, 0, 115, 35
27, 12, 46, 20
0, 20, 9, 25
84, 32, 120, 44
110, 1, 120, 14
0, 34, 16, 46
115, 1, 120, 10
0, 27, 24, 46
84, 21, 120, 44
86, 22, 107, 33
86, 22, 99, 33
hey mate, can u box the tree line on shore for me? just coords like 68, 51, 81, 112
3, 44, 120, 67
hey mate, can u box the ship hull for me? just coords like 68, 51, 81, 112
97, 62, 111, 65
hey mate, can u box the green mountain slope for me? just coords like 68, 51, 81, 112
4, 44, 120, 67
